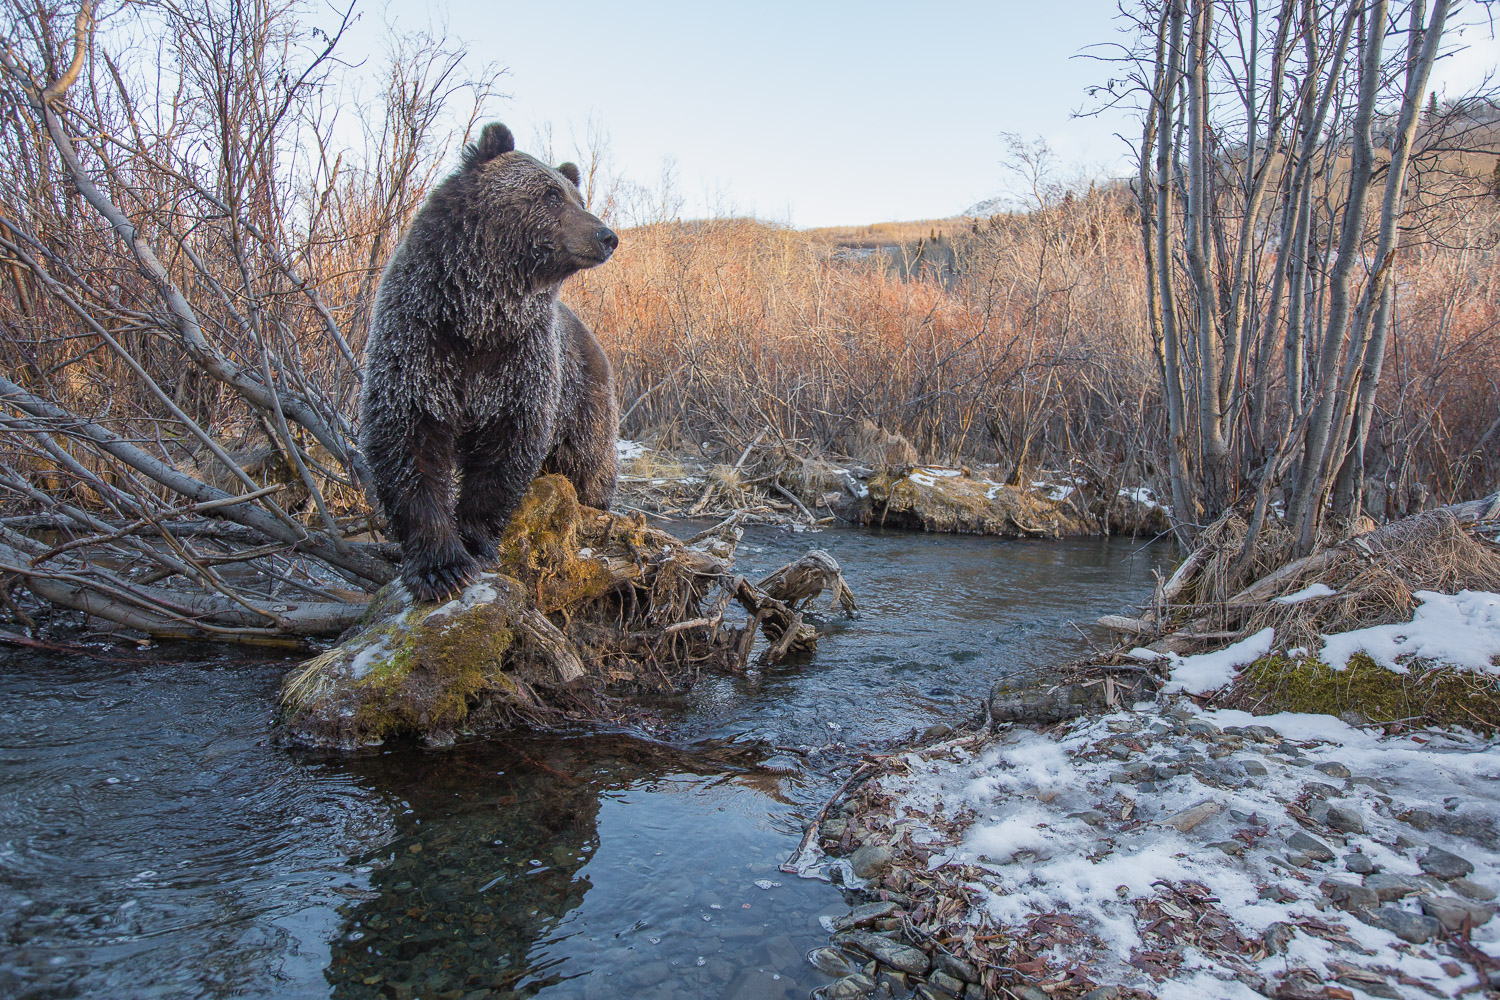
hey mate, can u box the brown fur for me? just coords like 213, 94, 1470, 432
358, 122, 619, 602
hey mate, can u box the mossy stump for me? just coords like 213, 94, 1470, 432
279, 474, 854, 747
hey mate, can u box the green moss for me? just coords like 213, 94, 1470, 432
497, 475, 615, 612
347, 591, 523, 740
1231, 652, 1500, 734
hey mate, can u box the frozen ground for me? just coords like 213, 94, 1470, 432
867, 701, 1498, 997
839, 592, 1500, 997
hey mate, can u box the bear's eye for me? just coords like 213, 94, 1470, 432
543, 187, 563, 209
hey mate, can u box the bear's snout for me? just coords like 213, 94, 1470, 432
595, 227, 618, 258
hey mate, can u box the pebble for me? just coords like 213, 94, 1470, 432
1287, 831, 1335, 862
1419, 846, 1474, 881
1068, 810, 1108, 827
1313, 761, 1352, 779
1159, 798, 1221, 832
1401, 808, 1438, 830
1303, 781, 1340, 799
1240, 759, 1268, 776
1211, 840, 1245, 857
1363, 904, 1440, 944
1343, 853, 1375, 875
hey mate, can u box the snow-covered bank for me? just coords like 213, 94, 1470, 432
820, 702, 1498, 999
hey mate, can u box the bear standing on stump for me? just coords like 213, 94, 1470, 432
359, 122, 620, 602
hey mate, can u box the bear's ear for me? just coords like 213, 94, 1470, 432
462, 122, 515, 170
557, 162, 581, 187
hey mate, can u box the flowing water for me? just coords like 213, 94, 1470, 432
0, 527, 1172, 1000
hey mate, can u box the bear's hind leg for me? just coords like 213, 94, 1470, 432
380, 421, 479, 602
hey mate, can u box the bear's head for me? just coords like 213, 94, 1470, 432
461, 122, 618, 288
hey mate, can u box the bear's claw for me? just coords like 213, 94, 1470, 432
403, 556, 480, 604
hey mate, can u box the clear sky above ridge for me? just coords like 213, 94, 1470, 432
357, 0, 1499, 228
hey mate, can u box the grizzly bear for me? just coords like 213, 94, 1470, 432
358, 122, 619, 602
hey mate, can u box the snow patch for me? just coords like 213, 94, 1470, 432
615, 439, 647, 462
1319, 589, 1500, 674
1160, 627, 1276, 694
348, 636, 391, 680
1273, 582, 1337, 604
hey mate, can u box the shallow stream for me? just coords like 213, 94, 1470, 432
0, 527, 1171, 999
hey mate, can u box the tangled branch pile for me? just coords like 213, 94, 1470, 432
279, 475, 856, 747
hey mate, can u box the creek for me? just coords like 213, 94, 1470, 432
0, 527, 1171, 1000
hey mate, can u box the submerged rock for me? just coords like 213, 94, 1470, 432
279, 475, 854, 747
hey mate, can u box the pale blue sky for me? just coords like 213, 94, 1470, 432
350, 1, 1498, 228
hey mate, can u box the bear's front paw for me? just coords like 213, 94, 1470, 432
403, 554, 481, 603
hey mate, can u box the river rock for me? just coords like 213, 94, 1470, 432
934, 953, 980, 983
1159, 799, 1221, 832
835, 930, 931, 975
988, 666, 1156, 725
1363, 905, 1440, 944
1365, 873, 1425, 902
827, 973, 877, 999
1286, 831, 1335, 862
1419, 846, 1474, 881
1325, 805, 1366, 835
1420, 894, 1498, 932
1321, 879, 1378, 912
848, 844, 895, 880
833, 900, 901, 930
928, 970, 967, 996
808, 946, 855, 976
1453, 877, 1498, 902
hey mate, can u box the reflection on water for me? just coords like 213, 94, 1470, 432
0, 528, 1171, 998
325, 737, 833, 1000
